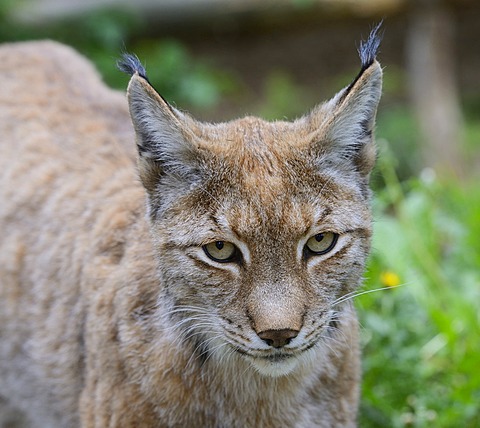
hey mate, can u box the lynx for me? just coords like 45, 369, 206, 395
0, 25, 382, 428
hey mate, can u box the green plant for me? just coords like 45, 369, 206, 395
118, 40, 238, 109
358, 141, 480, 427
256, 70, 311, 120
0, 5, 238, 111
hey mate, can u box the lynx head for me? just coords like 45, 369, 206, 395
119, 25, 382, 377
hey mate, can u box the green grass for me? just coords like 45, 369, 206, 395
358, 142, 480, 427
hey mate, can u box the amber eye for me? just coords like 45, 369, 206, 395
203, 241, 237, 263
305, 232, 338, 255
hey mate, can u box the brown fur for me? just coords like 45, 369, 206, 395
0, 37, 382, 427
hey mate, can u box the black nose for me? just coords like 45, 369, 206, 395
257, 329, 299, 348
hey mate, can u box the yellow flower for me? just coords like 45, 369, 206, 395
380, 271, 401, 288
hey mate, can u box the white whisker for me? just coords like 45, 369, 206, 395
332, 282, 410, 307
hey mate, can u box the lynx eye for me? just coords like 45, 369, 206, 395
305, 232, 338, 256
203, 241, 237, 263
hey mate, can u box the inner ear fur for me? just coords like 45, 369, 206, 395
330, 61, 383, 176
306, 60, 383, 178
126, 74, 203, 193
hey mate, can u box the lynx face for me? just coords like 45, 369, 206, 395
120, 34, 382, 377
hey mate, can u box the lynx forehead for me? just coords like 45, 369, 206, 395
0, 24, 382, 427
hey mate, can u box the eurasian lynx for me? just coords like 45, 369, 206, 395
0, 25, 382, 428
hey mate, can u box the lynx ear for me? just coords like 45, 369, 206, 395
311, 24, 383, 178
118, 54, 201, 194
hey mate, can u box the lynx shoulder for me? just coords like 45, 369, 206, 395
0, 26, 382, 427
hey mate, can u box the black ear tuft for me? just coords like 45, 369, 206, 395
117, 53, 149, 82
358, 22, 383, 70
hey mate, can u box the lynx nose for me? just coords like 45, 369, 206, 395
257, 329, 299, 348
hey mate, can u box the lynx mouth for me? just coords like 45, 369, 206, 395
247, 353, 300, 377
260, 353, 293, 363
235, 349, 301, 377
235, 347, 296, 361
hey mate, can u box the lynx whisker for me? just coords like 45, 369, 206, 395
163, 319, 214, 346
204, 340, 232, 366
332, 282, 409, 308
166, 315, 214, 331
324, 324, 349, 348
163, 316, 218, 350
171, 323, 218, 350
186, 334, 227, 369
165, 305, 215, 317
318, 335, 342, 358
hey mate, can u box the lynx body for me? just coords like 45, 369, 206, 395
0, 29, 382, 427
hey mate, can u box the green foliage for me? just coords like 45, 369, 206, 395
358, 142, 480, 427
117, 40, 238, 109
0, 5, 139, 47
257, 70, 311, 120
0, 0, 20, 40
373, 107, 422, 184
463, 102, 480, 160
0, 5, 238, 110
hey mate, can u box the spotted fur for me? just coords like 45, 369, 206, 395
0, 27, 382, 427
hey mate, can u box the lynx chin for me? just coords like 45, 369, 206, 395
0, 25, 383, 428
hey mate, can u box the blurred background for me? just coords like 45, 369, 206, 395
1, 0, 478, 426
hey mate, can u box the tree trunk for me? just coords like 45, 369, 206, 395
406, 0, 464, 178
